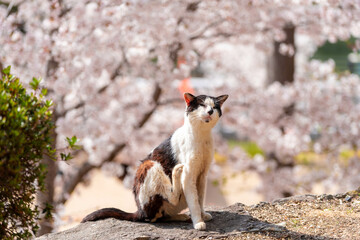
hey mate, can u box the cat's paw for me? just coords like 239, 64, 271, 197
173, 164, 184, 178
202, 212, 212, 222
175, 214, 191, 222
194, 221, 206, 231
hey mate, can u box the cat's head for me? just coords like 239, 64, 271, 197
184, 93, 228, 127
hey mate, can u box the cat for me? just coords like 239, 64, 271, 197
81, 92, 228, 230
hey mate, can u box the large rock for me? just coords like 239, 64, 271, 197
37, 190, 360, 240
37, 203, 285, 240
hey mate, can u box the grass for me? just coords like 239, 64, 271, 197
228, 140, 264, 158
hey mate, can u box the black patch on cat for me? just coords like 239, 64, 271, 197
212, 97, 223, 117
143, 194, 163, 220
186, 95, 207, 115
145, 136, 177, 179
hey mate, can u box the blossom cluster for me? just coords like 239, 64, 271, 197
1, 0, 360, 204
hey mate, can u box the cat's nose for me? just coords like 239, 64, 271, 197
207, 109, 214, 115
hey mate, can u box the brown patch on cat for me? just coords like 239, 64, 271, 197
132, 160, 156, 220
133, 160, 154, 201
136, 160, 154, 184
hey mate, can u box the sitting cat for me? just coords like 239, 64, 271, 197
81, 93, 228, 230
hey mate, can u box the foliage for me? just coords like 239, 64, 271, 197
312, 39, 353, 72
0, 66, 54, 239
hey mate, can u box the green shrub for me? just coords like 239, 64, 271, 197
0, 66, 54, 239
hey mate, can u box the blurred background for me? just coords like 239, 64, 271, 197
1, 0, 360, 235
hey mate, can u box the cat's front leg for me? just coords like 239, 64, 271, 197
197, 172, 212, 222
169, 164, 184, 205
182, 172, 206, 230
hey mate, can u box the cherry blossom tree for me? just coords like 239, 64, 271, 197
1, 0, 360, 234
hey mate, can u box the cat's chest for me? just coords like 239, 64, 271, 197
191, 138, 212, 156
171, 127, 214, 163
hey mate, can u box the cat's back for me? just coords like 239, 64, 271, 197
145, 136, 178, 177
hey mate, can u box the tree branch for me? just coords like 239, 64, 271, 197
0, 0, 23, 16
189, 18, 226, 41
56, 143, 126, 205
57, 48, 129, 118
136, 83, 162, 129
57, 83, 163, 205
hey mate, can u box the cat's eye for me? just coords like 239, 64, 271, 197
197, 101, 205, 107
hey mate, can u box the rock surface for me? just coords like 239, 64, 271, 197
37, 189, 360, 240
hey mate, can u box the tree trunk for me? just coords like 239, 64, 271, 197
36, 111, 58, 236
37, 156, 57, 235
0, 61, 3, 78
268, 25, 296, 85
264, 24, 296, 200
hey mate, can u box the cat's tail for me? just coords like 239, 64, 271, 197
81, 208, 143, 223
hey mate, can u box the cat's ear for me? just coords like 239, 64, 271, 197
184, 92, 196, 106
216, 95, 228, 107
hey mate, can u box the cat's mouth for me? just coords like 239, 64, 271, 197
203, 116, 212, 123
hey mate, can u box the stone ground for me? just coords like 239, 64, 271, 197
37, 189, 360, 240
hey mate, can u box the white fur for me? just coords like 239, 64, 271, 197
169, 97, 220, 230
